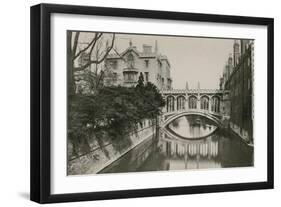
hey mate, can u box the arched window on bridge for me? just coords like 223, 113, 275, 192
177, 96, 185, 111
166, 96, 175, 112
188, 96, 197, 109
200, 96, 209, 110
211, 96, 220, 113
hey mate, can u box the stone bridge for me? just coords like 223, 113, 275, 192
160, 89, 229, 127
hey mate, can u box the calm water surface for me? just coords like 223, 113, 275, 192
99, 115, 254, 174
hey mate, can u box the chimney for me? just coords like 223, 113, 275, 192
143, 44, 152, 53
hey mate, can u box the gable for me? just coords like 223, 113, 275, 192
121, 48, 140, 58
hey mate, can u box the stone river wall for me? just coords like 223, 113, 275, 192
67, 120, 156, 175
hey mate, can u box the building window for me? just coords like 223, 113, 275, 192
248, 78, 251, 90
128, 73, 134, 81
177, 96, 185, 110
124, 72, 136, 82
200, 96, 209, 110
211, 96, 220, 113
166, 96, 175, 112
189, 96, 197, 109
145, 60, 149, 68
145, 72, 149, 82
127, 53, 134, 68
110, 60, 118, 69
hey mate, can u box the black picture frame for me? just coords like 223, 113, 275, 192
30, 3, 274, 204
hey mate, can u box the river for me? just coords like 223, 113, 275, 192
99, 115, 254, 174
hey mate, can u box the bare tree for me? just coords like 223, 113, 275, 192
67, 31, 115, 95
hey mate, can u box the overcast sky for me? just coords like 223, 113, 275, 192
76, 32, 235, 89
114, 33, 235, 89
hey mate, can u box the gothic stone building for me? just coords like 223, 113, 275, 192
220, 40, 254, 144
103, 41, 172, 90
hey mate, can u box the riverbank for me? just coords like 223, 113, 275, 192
229, 123, 254, 147
67, 120, 156, 175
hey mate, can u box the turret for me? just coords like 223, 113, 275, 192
155, 40, 158, 54
186, 81, 189, 90
241, 39, 250, 55
228, 53, 233, 75
233, 40, 240, 67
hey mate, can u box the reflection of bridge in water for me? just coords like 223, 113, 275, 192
159, 132, 221, 169
161, 136, 219, 158
160, 89, 229, 128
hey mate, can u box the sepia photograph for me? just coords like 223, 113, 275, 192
29, 3, 273, 203
67, 31, 254, 175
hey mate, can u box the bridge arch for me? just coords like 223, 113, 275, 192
162, 110, 223, 128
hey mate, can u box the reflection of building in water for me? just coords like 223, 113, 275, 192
160, 134, 221, 170
100, 127, 253, 173
163, 138, 218, 158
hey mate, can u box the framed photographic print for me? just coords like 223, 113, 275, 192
30, 3, 274, 203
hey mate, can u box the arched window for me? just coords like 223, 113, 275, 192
200, 96, 209, 110
211, 96, 220, 113
189, 96, 197, 109
127, 53, 134, 68
177, 96, 185, 111
166, 96, 175, 112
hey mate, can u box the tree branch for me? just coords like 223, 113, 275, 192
72, 32, 80, 57
73, 33, 102, 60
95, 71, 104, 90
88, 33, 103, 57
74, 34, 115, 72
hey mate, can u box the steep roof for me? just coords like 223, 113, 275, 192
107, 46, 158, 59
106, 45, 171, 67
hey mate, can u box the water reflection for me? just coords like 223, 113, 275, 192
167, 115, 217, 139
160, 135, 221, 170
99, 115, 254, 174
